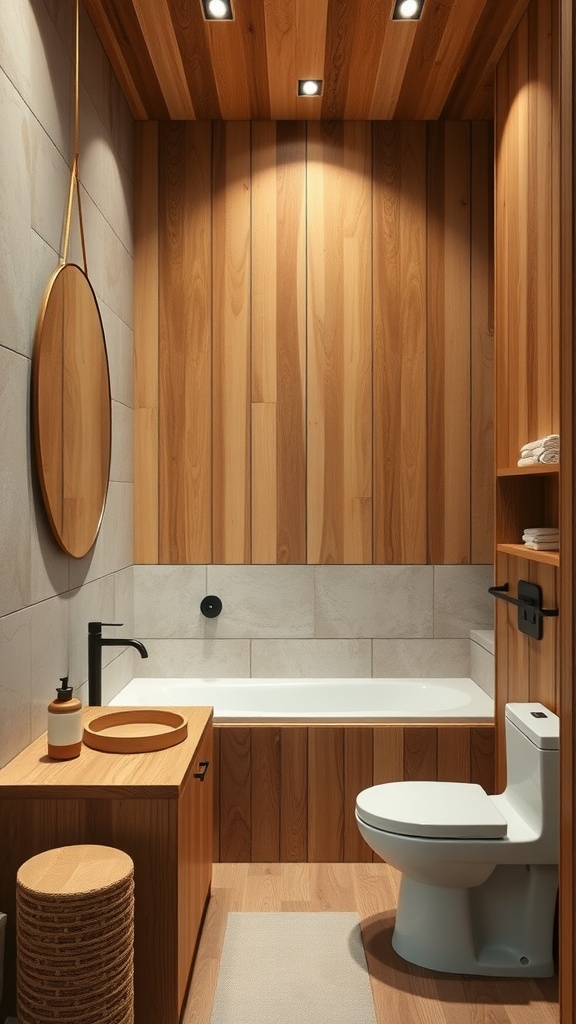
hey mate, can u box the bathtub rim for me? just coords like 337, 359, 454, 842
109, 676, 494, 725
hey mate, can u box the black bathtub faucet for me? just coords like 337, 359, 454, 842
88, 621, 148, 706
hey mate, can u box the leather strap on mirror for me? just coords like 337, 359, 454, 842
60, 0, 88, 274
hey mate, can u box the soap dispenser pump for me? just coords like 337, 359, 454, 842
47, 677, 82, 760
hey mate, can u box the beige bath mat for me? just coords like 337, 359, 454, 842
210, 911, 377, 1024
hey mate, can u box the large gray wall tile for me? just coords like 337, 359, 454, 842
0, 71, 31, 358
30, 595, 69, 735
251, 639, 372, 678
134, 639, 251, 679
207, 566, 315, 638
373, 639, 470, 678
0, 349, 32, 616
434, 565, 494, 638
134, 566, 208, 638
0, 608, 32, 767
470, 639, 495, 698
315, 566, 433, 638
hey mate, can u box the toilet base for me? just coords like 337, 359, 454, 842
392, 863, 558, 976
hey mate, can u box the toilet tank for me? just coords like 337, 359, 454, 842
504, 702, 559, 839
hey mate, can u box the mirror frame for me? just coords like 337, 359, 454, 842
32, 263, 112, 559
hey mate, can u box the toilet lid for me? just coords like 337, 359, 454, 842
356, 781, 508, 839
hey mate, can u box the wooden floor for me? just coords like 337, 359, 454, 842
183, 862, 559, 1024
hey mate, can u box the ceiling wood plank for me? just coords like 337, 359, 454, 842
133, 0, 195, 119
207, 0, 270, 119
84, 0, 170, 119
411, 0, 487, 119
263, 0, 330, 120
85, 0, 531, 121
165, 0, 222, 120
369, 20, 419, 121
442, 0, 532, 119
321, 0, 356, 121
342, 0, 396, 121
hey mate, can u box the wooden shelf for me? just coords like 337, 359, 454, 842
497, 464, 559, 477
497, 542, 560, 567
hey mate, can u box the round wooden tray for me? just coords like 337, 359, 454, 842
83, 709, 188, 753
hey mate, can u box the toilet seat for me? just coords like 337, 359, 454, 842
356, 781, 508, 839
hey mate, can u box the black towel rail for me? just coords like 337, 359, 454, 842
488, 581, 558, 641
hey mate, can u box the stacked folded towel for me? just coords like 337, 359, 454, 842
522, 527, 559, 551
518, 434, 559, 466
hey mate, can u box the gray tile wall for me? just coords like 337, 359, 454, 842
0, 1, 134, 768
470, 630, 495, 697
133, 565, 494, 681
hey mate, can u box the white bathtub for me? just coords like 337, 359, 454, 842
109, 676, 493, 724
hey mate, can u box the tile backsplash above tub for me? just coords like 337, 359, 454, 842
470, 629, 495, 698
131, 564, 493, 682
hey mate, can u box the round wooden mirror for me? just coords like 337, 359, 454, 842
32, 263, 111, 558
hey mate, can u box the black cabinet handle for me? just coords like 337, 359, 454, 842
193, 760, 209, 782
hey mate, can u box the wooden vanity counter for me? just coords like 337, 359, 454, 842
0, 706, 213, 1024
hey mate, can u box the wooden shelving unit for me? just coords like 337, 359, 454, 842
496, 542, 559, 567
495, 465, 560, 565
493, 3, 561, 790
496, 464, 559, 478
495, 467, 559, 561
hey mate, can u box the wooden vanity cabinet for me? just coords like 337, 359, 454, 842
0, 706, 213, 1024
177, 716, 213, 1007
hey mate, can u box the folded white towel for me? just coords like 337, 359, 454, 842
520, 540, 557, 548
538, 450, 559, 464
520, 434, 559, 454
523, 540, 559, 548
523, 527, 560, 536
518, 456, 538, 466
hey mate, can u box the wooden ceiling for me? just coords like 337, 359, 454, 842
84, 0, 531, 121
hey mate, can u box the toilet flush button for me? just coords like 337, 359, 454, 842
531, 712, 547, 718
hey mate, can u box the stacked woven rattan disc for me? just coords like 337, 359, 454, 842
16, 845, 134, 1024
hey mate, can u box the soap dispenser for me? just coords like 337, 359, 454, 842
47, 677, 82, 760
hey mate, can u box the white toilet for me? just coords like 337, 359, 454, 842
356, 702, 559, 976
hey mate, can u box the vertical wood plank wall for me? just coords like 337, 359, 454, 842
214, 723, 496, 863
495, 0, 560, 471
134, 121, 494, 565
134, 122, 159, 563
493, 0, 561, 785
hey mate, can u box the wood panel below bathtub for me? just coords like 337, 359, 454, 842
373, 727, 404, 783
470, 727, 497, 794
403, 726, 438, 780
219, 727, 251, 861
280, 728, 308, 862
251, 728, 281, 861
307, 728, 345, 861
343, 728, 374, 863
437, 727, 471, 782
214, 724, 495, 863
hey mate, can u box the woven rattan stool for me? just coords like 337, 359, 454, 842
16, 844, 134, 1024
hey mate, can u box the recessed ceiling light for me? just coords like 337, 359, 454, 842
298, 79, 323, 97
392, 0, 424, 20
202, 0, 233, 20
